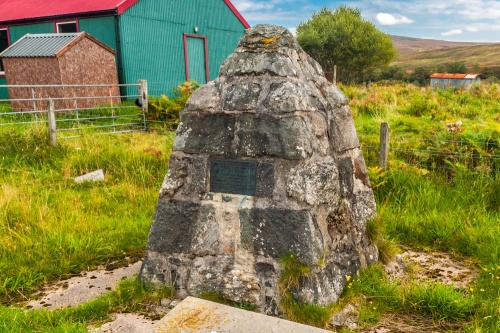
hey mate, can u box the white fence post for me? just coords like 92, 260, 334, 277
138, 79, 148, 130
47, 99, 57, 146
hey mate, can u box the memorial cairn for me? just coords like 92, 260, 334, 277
140, 24, 378, 315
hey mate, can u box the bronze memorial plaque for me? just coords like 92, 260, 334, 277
210, 159, 257, 195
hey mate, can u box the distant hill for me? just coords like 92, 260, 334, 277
391, 35, 487, 55
390, 36, 500, 72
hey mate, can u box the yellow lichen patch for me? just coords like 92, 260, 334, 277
261, 35, 279, 45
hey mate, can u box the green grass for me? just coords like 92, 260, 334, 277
0, 278, 173, 333
278, 254, 333, 328
0, 125, 172, 303
339, 82, 500, 332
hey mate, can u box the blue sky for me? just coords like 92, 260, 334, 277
232, 0, 500, 42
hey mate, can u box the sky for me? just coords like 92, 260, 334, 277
231, 0, 500, 43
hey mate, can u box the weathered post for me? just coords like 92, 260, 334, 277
138, 80, 148, 130
47, 99, 57, 146
333, 64, 337, 85
379, 122, 389, 170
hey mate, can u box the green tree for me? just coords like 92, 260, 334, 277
409, 66, 432, 86
297, 7, 396, 84
447, 62, 467, 74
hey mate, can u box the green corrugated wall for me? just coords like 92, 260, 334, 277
119, 0, 246, 96
9, 22, 53, 42
0, 77, 7, 99
79, 17, 117, 51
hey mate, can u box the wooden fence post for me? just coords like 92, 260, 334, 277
379, 122, 389, 170
138, 80, 148, 130
138, 80, 148, 112
333, 65, 337, 86
47, 99, 57, 146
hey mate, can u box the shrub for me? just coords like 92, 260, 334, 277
146, 80, 199, 127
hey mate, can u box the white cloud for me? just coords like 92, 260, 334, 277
376, 13, 414, 25
441, 29, 463, 36
466, 26, 479, 32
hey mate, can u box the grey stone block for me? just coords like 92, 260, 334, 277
240, 208, 322, 262
146, 201, 200, 253
237, 113, 311, 159
173, 113, 235, 156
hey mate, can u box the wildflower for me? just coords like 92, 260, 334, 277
346, 275, 351, 282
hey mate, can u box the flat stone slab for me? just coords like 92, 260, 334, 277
152, 297, 331, 333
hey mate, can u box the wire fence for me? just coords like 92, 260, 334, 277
0, 82, 148, 140
359, 130, 500, 176
1, 85, 498, 176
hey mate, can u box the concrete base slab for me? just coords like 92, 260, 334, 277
152, 297, 331, 333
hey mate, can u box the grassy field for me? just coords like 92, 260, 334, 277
0, 82, 499, 332
344, 82, 499, 332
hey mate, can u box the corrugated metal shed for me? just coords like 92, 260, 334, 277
0, 0, 138, 23
1, 32, 116, 58
430, 73, 485, 89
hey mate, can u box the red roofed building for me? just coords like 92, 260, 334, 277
430, 73, 485, 89
0, 0, 250, 98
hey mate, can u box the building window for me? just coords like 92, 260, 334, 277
56, 21, 78, 33
0, 28, 8, 73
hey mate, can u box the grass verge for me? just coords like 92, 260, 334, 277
0, 126, 172, 303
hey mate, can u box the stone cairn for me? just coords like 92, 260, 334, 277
140, 24, 378, 315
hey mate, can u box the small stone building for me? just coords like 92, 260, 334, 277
430, 73, 484, 89
0, 32, 120, 110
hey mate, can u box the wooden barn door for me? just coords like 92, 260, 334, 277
184, 35, 209, 84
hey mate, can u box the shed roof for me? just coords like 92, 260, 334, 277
0, 0, 138, 24
430, 73, 485, 79
0, 32, 116, 58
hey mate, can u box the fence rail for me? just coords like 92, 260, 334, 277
361, 122, 499, 175
0, 81, 149, 143
1, 87, 498, 175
